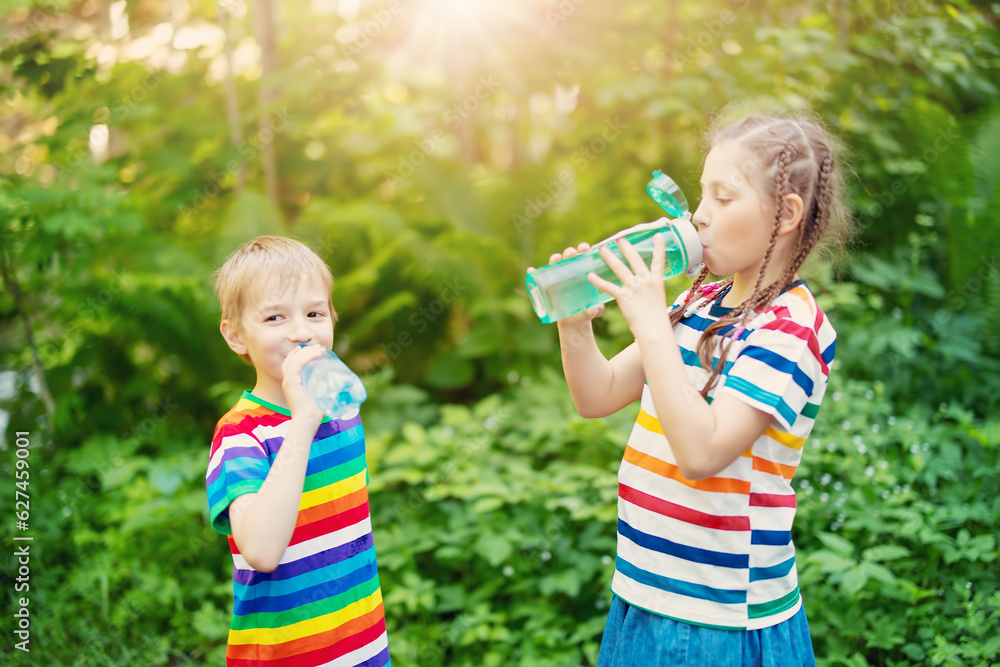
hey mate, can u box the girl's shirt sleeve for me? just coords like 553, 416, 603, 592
719, 309, 833, 432
206, 426, 271, 535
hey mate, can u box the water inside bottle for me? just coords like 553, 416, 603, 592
528, 228, 688, 323
301, 351, 365, 420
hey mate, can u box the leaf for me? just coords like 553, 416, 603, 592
425, 353, 475, 389
808, 551, 856, 574
471, 497, 504, 514
861, 544, 911, 562
539, 570, 582, 597
148, 463, 183, 496
816, 531, 857, 557
474, 532, 512, 567
841, 566, 869, 596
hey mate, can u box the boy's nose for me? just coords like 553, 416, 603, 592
287, 319, 312, 344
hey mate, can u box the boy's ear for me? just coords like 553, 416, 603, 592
778, 193, 805, 236
220, 319, 247, 356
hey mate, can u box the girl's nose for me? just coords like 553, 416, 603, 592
691, 201, 709, 228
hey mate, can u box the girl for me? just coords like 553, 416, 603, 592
551, 114, 851, 666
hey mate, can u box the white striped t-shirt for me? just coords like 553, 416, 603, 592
612, 280, 836, 630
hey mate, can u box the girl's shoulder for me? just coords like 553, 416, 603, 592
753, 280, 836, 339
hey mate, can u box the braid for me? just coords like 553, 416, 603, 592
693, 146, 794, 397
791, 153, 835, 273
668, 266, 710, 328
671, 113, 851, 401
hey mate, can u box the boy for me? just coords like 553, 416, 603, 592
206, 236, 390, 666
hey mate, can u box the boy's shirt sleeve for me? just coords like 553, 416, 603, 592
206, 424, 271, 535
719, 306, 833, 432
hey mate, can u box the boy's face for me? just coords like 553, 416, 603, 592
222, 274, 335, 402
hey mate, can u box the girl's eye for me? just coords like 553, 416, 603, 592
309, 312, 325, 318
716, 198, 730, 204
265, 315, 280, 322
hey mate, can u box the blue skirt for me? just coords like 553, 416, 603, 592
597, 595, 816, 667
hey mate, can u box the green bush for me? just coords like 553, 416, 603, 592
368, 365, 1000, 667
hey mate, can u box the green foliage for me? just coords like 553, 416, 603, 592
1, 0, 999, 665
797, 372, 1000, 666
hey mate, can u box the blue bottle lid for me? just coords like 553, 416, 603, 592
646, 170, 689, 218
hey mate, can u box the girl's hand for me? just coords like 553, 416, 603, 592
589, 234, 669, 339
528, 242, 605, 324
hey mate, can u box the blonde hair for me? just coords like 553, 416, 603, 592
673, 113, 854, 397
214, 236, 335, 362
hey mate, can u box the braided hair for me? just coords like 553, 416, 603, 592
667, 114, 851, 398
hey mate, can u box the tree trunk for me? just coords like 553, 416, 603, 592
218, 1, 246, 193
252, 0, 280, 205
0, 248, 55, 428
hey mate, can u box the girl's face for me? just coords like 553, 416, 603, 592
691, 140, 778, 280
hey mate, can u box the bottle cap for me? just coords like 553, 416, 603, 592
669, 215, 705, 278
646, 170, 689, 218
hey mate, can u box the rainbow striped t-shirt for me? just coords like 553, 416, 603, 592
207, 391, 390, 666
612, 280, 835, 631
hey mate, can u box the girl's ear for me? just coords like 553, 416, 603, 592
778, 193, 805, 237
220, 319, 247, 356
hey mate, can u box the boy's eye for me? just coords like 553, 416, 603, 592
309, 311, 325, 318
264, 315, 281, 322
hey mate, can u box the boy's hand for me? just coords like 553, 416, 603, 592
528, 242, 605, 324
281, 345, 327, 424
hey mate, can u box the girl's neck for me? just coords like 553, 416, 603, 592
721, 270, 800, 308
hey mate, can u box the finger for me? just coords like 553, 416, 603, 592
587, 271, 622, 298
577, 242, 591, 253
563, 246, 577, 257
596, 244, 633, 284
548, 253, 562, 265
527, 266, 535, 273
286, 344, 324, 370
616, 238, 649, 279
650, 233, 666, 278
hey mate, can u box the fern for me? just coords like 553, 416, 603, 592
969, 105, 1000, 208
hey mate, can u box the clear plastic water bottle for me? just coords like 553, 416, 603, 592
525, 171, 704, 324
299, 346, 367, 420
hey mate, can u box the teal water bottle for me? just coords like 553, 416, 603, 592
299, 346, 367, 420
525, 171, 704, 324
